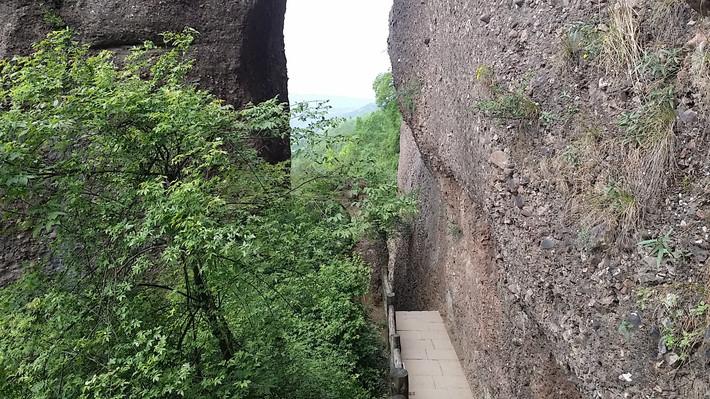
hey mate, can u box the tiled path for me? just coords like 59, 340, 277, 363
396, 311, 474, 399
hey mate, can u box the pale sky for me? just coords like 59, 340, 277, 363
284, 0, 393, 101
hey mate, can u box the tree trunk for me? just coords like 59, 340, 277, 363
192, 262, 238, 361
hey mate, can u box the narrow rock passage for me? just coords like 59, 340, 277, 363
397, 311, 474, 399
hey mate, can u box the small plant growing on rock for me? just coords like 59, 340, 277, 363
635, 47, 684, 83
616, 87, 676, 209
575, 227, 592, 250
690, 301, 709, 317
618, 87, 676, 148
618, 320, 634, 339
476, 91, 540, 120
603, 183, 638, 220
585, 182, 639, 235
690, 44, 710, 106
447, 221, 463, 240
636, 287, 654, 310
638, 287, 708, 367
661, 300, 708, 363
42, 9, 65, 29
396, 79, 422, 117
638, 229, 676, 266
691, 46, 709, 79
475, 64, 495, 85
576, 180, 639, 243
562, 126, 602, 169
585, 80, 676, 247
539, 111, 560, 128
474, 66, 540, 121
562, 145, 582, 167
562, 22, 603, 65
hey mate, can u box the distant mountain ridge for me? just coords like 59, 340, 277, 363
290, 94, 375, 118
342, 103, 377, 119
290, 94, 376, 128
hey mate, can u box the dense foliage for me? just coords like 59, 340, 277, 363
291, 72, 402, 195
0, 29, 412, 398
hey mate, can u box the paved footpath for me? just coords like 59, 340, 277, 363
396, 311, 474, 399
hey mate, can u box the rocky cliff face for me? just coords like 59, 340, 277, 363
1, 0, 289, 162
390, 1, 709, 398
1, 0, 289, 284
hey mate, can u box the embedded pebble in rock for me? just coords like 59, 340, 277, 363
665, 353, 681, 367
519, 29, 529, 43
627, 312, 642, 329
507, 178, 520, 193
489, 150, 510, 170
541, 237, 557, 249
678, 109, 698, 125
618, 373, 633, 383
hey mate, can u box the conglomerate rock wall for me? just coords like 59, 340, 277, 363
389, 1, 709, 397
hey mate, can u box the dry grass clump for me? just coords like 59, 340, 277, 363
602, 0, 643, 79
542, 136, 599, 196
551, 90, 676, 239
547, 2, 707, 247
690, 35, 710, 106
692, 46, 710, 80
541, 117, 640, 238
618, 87, 677, 221
584, 181, 640, 238
618, 87, 676, 149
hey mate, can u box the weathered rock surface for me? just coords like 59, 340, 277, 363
686, 0, 710, 16
1, 0, 290, 283
390, 0, 709, 398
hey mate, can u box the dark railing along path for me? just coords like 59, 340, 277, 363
382, 264, 473, 398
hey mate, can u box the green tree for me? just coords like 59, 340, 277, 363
0, 29, 409, 398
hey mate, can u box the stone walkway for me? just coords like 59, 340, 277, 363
396, 311, 474, 399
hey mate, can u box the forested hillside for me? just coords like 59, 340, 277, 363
292, 72, 402, 191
